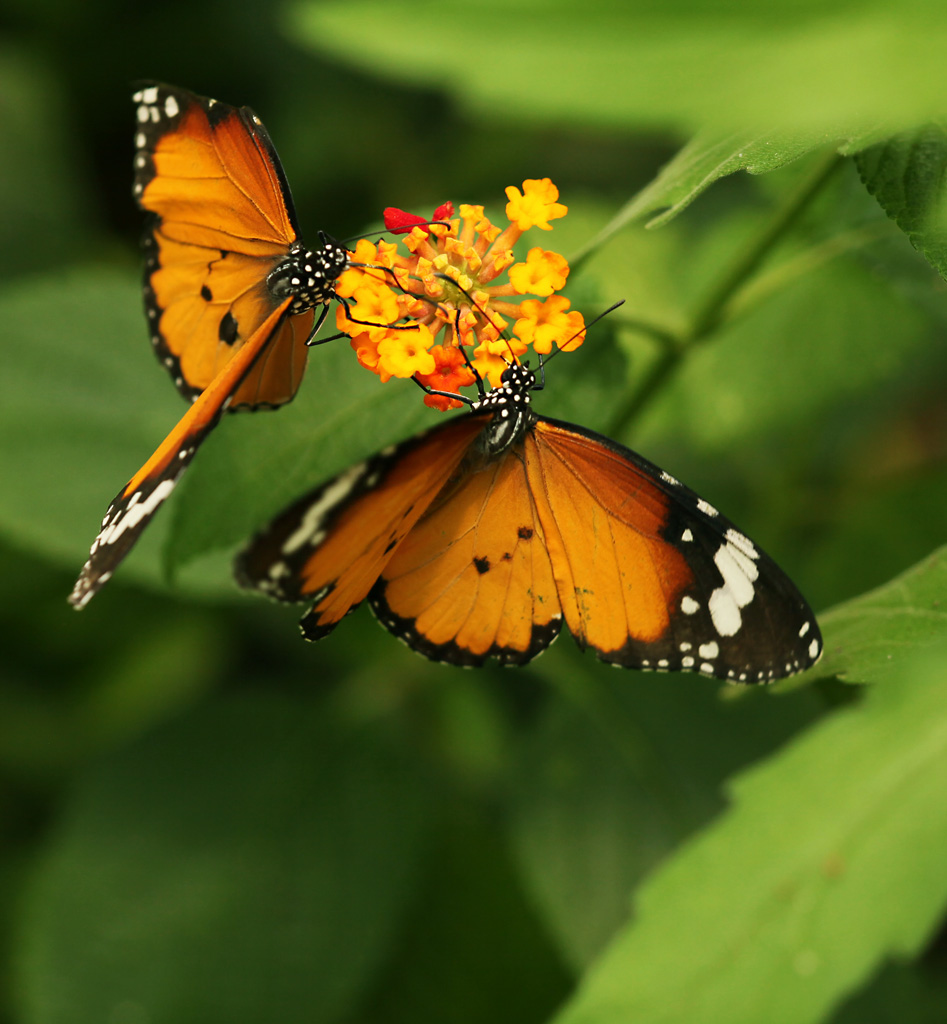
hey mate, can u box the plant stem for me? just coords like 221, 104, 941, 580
606, 149, 846, 439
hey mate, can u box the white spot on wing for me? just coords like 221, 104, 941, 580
681, 595, 699, 615
725, 528, 759, 560
708, 587, 742, 637
98, 480, 176, 547
282, 463, 365, 554
697, 498, 718, 517
709, 539, 759, 637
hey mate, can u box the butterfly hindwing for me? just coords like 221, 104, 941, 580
132, 82, 318, 409
526, 417, 822, 681
234, 415, 491, 638
370, 440, 562, 666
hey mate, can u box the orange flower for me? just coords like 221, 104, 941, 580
334, 179, 584, 408
414, 345, 478, 411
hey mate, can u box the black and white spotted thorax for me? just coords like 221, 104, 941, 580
472, 363, 538, 455
266, 238, 350, 314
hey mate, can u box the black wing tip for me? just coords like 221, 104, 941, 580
67, 564, 104, 610
580, 615, 824, 683
368, 584, 562, 667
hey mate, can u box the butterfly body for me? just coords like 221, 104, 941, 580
236, 364, 822, 681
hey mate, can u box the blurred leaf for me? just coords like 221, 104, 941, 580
588, 132, 843, 235
809, 544, 947, 685
17, 694, 432, 1024
356, 806, 570, 1024
802, 466, 947, 611
631, 243, 931, 458
0, 268, 179, 580
856, 123, 947, 279
0, 48, 93, 276
290, 0, 947, 135
830, 960, 947, 1024
553, 638, 947, 1024
508, 664, 824, 969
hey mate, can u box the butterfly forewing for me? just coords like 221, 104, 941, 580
235, 415, 491, 638
370, 441, 562, 665
133, 83, 314, 408
527, 417, 822, 681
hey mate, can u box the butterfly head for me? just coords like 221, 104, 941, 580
471, 362, 538, 454
267, 237, 350, 313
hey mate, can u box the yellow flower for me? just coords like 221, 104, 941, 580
504, 179, 568, 231
508, 248, 570, 296
513, 296, 586, 355
334, 179, 584, 408
377, 323, 436, 378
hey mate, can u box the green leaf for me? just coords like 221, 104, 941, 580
631, 243, 931, 458
17, 694, 432, 1024
552, 638, 947, 1024
579, 123, 903, 238
509, 668, 824, 969
586, 132, 843, 235
0, 268, 180, 578
855, 123, 947, 279
360, 807, 571, 1024
809, 545, 947, 685
289, 0, 947, 135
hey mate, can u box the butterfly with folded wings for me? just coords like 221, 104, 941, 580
70, 83, 350, 608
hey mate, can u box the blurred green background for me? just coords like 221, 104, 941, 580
2, 1, 947, 1022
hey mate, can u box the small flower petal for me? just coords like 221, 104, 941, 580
414, 344, 477, 410
377, 323, 437, 378
513, 295, 586, 354
504, 178, 568, 231
508, 248, 570, 296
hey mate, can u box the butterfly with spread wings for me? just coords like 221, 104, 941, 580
236, 359, 823, 682
69, 83, 349, 609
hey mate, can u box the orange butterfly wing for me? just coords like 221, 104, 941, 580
234, 415, 491, 636
133, 83, 320, 410
370, 451, 561, 665
524, 417, 821, 681
69, 301, 293, 609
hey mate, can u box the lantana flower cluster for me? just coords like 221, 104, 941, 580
334, 178, 586, 411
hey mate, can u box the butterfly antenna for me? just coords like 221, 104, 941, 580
539, 299, 625, 367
